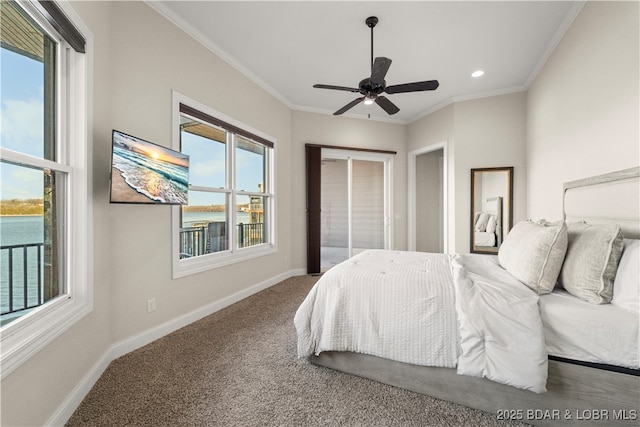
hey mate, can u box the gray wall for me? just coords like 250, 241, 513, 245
416, 150, 443, 252
408, 92, 527, 253
527, 1, 639, 220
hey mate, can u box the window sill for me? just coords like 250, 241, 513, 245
172, 244, 277, 279
0, 294, 92, 379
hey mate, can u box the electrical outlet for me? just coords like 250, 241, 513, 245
147, 298, 156, 313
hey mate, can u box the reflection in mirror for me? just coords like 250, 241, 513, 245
471, 167, 513, 254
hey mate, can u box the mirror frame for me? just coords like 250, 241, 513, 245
470, 167, 513, 254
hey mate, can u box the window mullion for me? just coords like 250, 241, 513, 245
265, 145, 271, 194
265, 146, 273, 246
0, 148, 72, 173
236, 190, 269, 197
228, 132, 236, 252
57, 45, 70, 166
44, 32, 57, 162
188, 185, 230, 194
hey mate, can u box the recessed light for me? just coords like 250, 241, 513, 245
471, 70, 485, 78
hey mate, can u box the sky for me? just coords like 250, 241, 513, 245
1, 48, 45, 200
181, 132, 265, 207
1, 45, 265, 206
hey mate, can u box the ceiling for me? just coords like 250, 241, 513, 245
151, 1, 584, 124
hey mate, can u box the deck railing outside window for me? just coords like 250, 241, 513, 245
179, 222, 263, 258
1, 243, 46, 317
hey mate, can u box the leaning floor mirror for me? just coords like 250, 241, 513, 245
471, 167, 513, 254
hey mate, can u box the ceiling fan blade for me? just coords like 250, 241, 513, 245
375, 96, 400, 115
370, 57, 392, 86
385, 80, 439, 94
313, 84, 360, 93
334, 97, 365, 115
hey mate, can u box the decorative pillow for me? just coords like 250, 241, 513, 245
611, 239, 639, 312
559, 222, 624, 304
475, 212, 490, 232
486, 215, 497, 233
498, 219, 568, 294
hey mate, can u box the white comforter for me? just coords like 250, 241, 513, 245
451, 254, 547, 392
294, 250, 548, 393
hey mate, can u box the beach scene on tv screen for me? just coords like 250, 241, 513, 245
111, 131, 189, 204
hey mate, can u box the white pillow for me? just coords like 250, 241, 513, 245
498, 219, 568, 294
611, 238, 640, 312
559, 222, 624, 304
486, 215, 497, 233
475, 212, 490, 232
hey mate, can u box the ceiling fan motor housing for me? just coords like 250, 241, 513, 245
359, 77, 385, 98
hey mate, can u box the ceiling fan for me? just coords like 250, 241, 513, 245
313, 16, 439, 116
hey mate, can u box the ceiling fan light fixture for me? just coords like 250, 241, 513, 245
471, 70, 485, 78
364, 95, 375, 105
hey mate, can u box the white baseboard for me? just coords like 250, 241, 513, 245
109, 268, 304, 359
46, 269, 306, 426
46, 349, 113, 426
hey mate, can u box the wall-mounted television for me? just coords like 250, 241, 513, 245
109, 130, 189, 204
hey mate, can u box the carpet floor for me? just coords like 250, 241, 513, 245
66, 275, 527, 427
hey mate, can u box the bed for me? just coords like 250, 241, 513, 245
474, 196, 503, 248
295, 167, 640, 426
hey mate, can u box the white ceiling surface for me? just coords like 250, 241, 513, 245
151, 1, 584, 124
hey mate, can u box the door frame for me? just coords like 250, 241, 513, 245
306, 145, 322, 274
408, 141, 448, 253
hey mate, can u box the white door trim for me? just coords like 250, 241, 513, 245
408, 141, 448, 252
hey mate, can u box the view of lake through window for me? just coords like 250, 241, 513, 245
1, 2, 62, 325
174, 102, 273, 271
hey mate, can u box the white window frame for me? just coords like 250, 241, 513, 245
171, 92, 276, 279
0, 1, 92, 379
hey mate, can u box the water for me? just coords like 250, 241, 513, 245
1, 216, 43, 246
0, 216, 44, 315
182, 211, 250, 226
113, 145, 189, 204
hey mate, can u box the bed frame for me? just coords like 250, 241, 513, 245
311, 167, 640, 426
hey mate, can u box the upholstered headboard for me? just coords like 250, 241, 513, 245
563, 166, 640, 239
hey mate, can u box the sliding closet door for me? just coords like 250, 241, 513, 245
351, 159, 385, 255
319, 150, 391, 271
320, 159, 349, 269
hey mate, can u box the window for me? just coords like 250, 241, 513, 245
172, 94, 275, 278
0, 1, 90, 377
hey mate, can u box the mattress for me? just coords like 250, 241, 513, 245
539, 289, 640, 369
